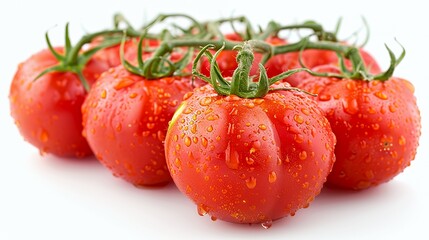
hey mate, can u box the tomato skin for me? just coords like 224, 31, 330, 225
165, 84, 336, 223
297, 65, 421, 190
82, 66, 194, 186
265, 47, 381, 87
9, 47, 110, 157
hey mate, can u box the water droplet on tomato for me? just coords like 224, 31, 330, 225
199, 97, 212, 106
201, 137, 208, 148
302, 182, 309, 189
206, 114, 219, 121
129, 92, 138, 99
39, 130, 49, 143
261, 220, 273, 229
318, 94, 331, 101
210, 215, 217, 221
184, 136, 192, 147
114, 77, 135, 90
115, 123, 122, 132
258, 124, 267, 130
346, 81, 356, 90
371, 123, 379, 130
197, 204, 209, 216
174, 158, 182, 168
342, 98, 359, 114
294, 114, 304, 124
268, 171, 277, 183
299, 151, 307, 160
245, 176, 257, 189
100, 89, 107, 99
294, 133, 304, 143
374, 91, 388, 100
146, 123, 155, 130
225, 142, 239, 169
206, 125, 213, 132
191, 124, 197, 134
399, 136, 406, 145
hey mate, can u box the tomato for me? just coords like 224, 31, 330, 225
81, 65, 194, 186
199, 33, 287, 78
91, 37, 160, 68
265, 47, 381, 87
297, 65, 421, 190
9, 47, 110, 157
164, 83, 336, 224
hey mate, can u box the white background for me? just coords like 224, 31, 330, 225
1, 1, 428, 239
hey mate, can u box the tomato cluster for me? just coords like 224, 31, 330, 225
9, 14, 421, 227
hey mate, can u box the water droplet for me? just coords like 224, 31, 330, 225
299, 151, 307, 160
294, 133, 304, 143
183, 92, 193, 100
184, 136, 192, 147
268, 171, 277, 183
197, 204, 209, 216
201, 137, 208, 148
374, 91, 388, 100
302, 182, 309, 189
301, 108, 310, 116
254, 99, 264, 105
174, 158, 182, 168
146, 123, 155, 130
342, 98, 359, 114
371, 123, 379, 130
115, 123, 122, 132
191, 124, 197, 134
206, 125, 213, 132
258, 124, 267, 130
199, 97, 212, 106
129, 92, 138, 99
294, 114, 304, 124
245, 176, 257, 189
186, 185, 192, 193
365, 170, 374, 179
100, 89, 107, 99
346, 81, 356, 90
399, 136, 406, 145
245, 157, 255, 165
318, 94, 331, 101
261, 220, 273, 229
225, 142, 239, 169
388, 104, 396, 113
206, 114, 219, 121
39, 130, 49, 142
114, 77, 135, 90
210, 216, 217, 221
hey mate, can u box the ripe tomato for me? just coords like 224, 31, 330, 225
81, 65, 194, 186
199, 33, 287, 78
265, 47, 381, 87
165, 83, 336, 224
9, 47, 110, 157
297, 65, 421, 190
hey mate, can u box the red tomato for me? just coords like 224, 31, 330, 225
9, 47, 110, 157
297, 65, 421, 190
199, 33, 287, 78
164, 83, 336, 224
81, 65, 194, 186
265, 47, 381, 87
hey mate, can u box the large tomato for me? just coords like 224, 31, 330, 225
297, 65, 421, 190
265, 47, 381, 87
81, 65, 194, 186
164, 83, 336, 224
9, 47, 110, 157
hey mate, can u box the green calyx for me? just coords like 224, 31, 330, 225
35, 23, 125, 91
193, 42, 313, 99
